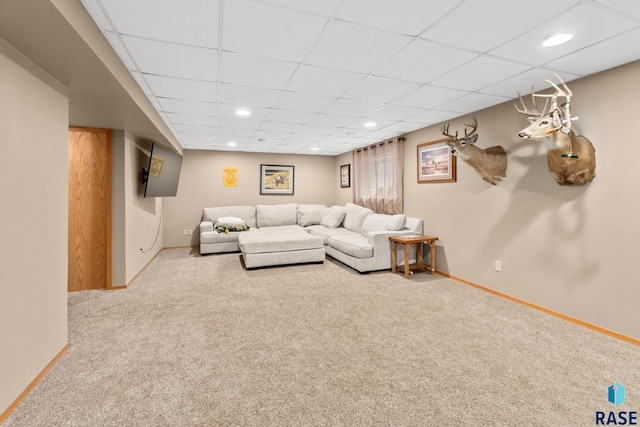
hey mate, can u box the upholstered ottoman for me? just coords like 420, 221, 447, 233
237, 226, 325, 269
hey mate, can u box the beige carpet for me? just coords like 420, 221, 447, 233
3, 248, 639, 426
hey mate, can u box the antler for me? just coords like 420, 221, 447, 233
464, 116, 478, 138
441, 122, 458, 140
515, 85, 550, 117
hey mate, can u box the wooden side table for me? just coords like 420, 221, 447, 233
389, 234, 438, 279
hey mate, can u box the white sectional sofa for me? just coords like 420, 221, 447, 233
199, 203, 423, 272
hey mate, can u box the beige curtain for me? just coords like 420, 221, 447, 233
353, 137, 404, 214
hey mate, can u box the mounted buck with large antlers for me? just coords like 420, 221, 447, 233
441, 116, 507, 185
515, 74, 595, 186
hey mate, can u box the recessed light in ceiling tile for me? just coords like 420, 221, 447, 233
364, 121, 376, 127
543, 33, 573, 47
311, 147, 319, 151
236, 108, 251, 116
227, 141, 237, 147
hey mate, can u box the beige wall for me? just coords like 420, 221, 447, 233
403, 60, 640, 339
334, 152, 354, 206
162, 150, 338, 247
0, 40, 69, 413
112, 131, 164, 287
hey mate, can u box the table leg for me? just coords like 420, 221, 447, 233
391, 241, 398, 274
429, 240, 436, 274
403, 243, 410, 279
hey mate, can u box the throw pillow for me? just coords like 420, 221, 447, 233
299, 209, 323, 227
320, 207, 346, 228
360, 214, 406, 237
343, 203, 372, 233
214, 216, 246, 227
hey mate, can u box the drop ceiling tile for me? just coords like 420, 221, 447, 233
337, 0, 459, 36
98, 0, 219, 47
122, 36, 217, 80
219, 52, 298, 89
223, 0, 328, 61
305, 20, 412, 74
322, 99, 384, 117
259, 121, 302, 133
252, 130, 293, 140
422, 0, 580, 52
173, 124, 217, 134
307, 114, 356, 127
365, 130, 403, 141
317, 135, 353, 145
145, 74, 218, 102
217, 116, 262, 130
265, 109, 317, 124
216, 104, 271, 120
259, 0, 342, 17
379, 122, 426, 133
545, 28, 640, 76
431, 55, 532, 92
489, 2, 639, 66
344, 76, 420, 103
295, 124, 338, 135
393, 85, 468, 109
166, 113, 217, 127
175, 132, 217, 141
157, 98, 217, 116
287, 65, 365, 97
331, 128, 370, 138
404, 109, 462, 125
218, 83, 281, 108
480, 67, 582, 97
215, 128, 255, 138
365, 105, 425, 121
594, 0, 640, 19
286, 133, 323, 143
374, 39, 478, 84
274, 92, 338, 113
346, 118, 394, 131
436, 93, 511, 114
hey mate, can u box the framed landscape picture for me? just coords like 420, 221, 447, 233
417, 138, 456, 183
260, 164, 294, 195
340, 164, 351, 188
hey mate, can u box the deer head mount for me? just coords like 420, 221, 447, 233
441, 116, 507, 185
515, 74, 595, 185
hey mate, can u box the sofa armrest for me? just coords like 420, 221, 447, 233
200, 220, 213, 234
367, 229, 419, 266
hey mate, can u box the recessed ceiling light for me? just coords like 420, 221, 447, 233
311, 147, 319, 151
542, 33, 573, 47
227, 141, 237, 147
236, 108, 251, 116
364, 121, 376, 127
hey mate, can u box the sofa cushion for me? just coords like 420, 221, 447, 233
203, 206, 257, 228
297, 204, 327, 224
256, 204, 298, 228
299, 209, 323, 226
320, 206, 346, 228
238, 229, 323, 254
307, 225, 357, 245
360, 213, 406, 237
327, 234, 373, 259
342, 203, 372, 233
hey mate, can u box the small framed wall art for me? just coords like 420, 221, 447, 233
417, 138, 457, 183
260, 164, 294, 195
340, 164, 351, 188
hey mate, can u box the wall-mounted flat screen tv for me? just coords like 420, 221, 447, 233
143, 143, 183, 198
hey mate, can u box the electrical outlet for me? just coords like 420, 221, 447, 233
495, 260, 502, 272
183, 229, 188, 236
188, 229, 193, 235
